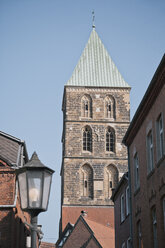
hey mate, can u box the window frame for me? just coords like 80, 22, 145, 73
106, 127, 115, 153
81, 164, 93, 199
121, 242, 126, 248
134, 153, 140, 191
126, 186, 130, 216
137, 220, 142, 248
152, 208, 158, 248
163, 197, 165, 231
147, 130, 154, 174
83, 126, 92, 152
156, 113, 164, 161
104, 95, 115, 119
120, 193, 125, 223
81, 95, 92, 118
105, 164, 118, 199
127, 237, 131, 248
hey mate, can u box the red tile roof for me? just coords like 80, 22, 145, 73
85, 218, 115, 248
59, 214, 115, 248
62, 206, 114, 231
40, 241, 56, 248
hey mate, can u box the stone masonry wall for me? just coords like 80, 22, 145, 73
63, 158, 128, 205
65, 87, 130, 122
62, 86, 130, 206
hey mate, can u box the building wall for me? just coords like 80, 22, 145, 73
0, 161, 30, 248
62, 86, 130, 209
64, 87, 130, 122
129, 83, 165, 247
0, 165, 15, 205
62, 217, 100, 248
113, 178, 130, 248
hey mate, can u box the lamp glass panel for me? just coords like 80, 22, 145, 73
42, 172, 51, 210
18, 172, 27, 209
27, 171, 42, 208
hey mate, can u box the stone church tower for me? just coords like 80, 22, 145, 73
60, 27, 130, 232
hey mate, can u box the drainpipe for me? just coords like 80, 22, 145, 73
128, 147, 133, 247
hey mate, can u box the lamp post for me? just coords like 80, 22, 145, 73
16, 152, 54, 248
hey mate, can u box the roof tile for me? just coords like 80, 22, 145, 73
66, 29, 130, 88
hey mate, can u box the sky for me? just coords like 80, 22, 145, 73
0, 0, 165, 243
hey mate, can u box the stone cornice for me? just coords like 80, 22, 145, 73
64, 120, 130, 124
64, 156, 128, 160
65, 86, 130, 93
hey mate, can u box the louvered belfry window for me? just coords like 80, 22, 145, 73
81, 95, 92, 118
81, 164, 93, 198
106, 127, 115, 152
105, 95, 115, 119
104, 164, 118, 199
83, 126, 92, 152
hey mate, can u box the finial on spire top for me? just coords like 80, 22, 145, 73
92, 10, 95, 29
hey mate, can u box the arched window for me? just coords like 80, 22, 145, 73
104, 164, 118, 198
104, 96, 115, 119
80, 164, 93, 198
81, 95, 92, 118
106, 127, 115, 152
83, 126, 92, 152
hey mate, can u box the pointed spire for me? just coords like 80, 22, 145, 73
66, 29, 130, 88
92, 10, 95, 29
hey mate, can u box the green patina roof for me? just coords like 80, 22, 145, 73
66, 28, 130, 88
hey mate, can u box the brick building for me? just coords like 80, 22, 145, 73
60, 26, 131, 245
56, 214, 114, 248
0, 131, 31, 248
112, 172, 131, 248
123, 54, 165, 248
40, 241, 56, 248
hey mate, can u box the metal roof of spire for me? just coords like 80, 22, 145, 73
66, 28, 130, 88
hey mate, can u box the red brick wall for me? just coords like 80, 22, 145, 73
63, 218, 91, 248
129, 84, 165, 247
0, 162, 31, 248
0, 164, 15, 205
86, 238, 100, 248
113, 180, 130, 248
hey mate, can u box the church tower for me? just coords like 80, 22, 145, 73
60, 27, 130, 231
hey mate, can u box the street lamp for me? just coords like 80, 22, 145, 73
16, 152, 54, 248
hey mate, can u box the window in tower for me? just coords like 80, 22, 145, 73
104, 96, 115, 119
104, 164, 118, 199
80, 164, 93, 199
83, 126, 92, 152
81, 95, 92, 118
106, 127, 115, 153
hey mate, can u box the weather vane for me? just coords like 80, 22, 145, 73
92, 10, 95, 29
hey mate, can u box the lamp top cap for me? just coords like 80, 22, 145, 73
22, 151, 54, 173
26, 151, 45, 168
